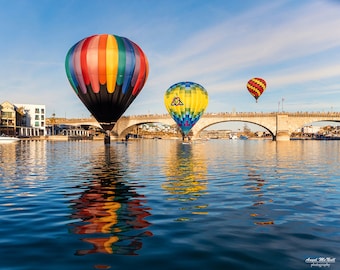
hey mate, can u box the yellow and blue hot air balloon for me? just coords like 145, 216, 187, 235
164, 82, 208, 138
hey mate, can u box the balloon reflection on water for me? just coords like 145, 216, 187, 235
244, 169, 274, 226
69, 146, 152, 255
162, 142, 208, 217
242, 142, 295, 227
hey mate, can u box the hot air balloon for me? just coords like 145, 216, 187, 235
65, 34, 149, 144
164, 82, 208, 140
246, 77, 266, 102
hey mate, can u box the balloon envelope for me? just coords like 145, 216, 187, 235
65, 34, 149, 131
164, 82, 208, 136
247, 78, 266, 102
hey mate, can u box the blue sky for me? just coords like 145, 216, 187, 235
1, 0, 340, 118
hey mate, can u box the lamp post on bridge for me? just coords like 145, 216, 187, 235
278, 98, 285, 112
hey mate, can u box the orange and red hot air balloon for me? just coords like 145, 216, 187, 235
246, 78, 266, 103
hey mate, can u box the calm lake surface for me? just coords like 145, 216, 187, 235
0, 139, 339, 270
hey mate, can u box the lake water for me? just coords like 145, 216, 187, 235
0, 139, 339, 270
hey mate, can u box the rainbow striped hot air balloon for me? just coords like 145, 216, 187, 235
65, 34, 149, 131
246, 77, 266, 103
164, 82, 208, 138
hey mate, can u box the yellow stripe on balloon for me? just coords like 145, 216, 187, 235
254, 79, 266, 90
247, 85, 261, 96
106, 35, 118, 93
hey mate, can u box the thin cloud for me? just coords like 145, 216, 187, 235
141, 0, 340, 116
0, 1, 339, 117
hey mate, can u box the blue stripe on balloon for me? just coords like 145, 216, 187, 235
65, 44, 79, 94
121, 37, 136, 94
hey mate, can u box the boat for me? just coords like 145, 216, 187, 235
239, 135, 248, 140
229, 134, 238, 140
0, 135, 20, 144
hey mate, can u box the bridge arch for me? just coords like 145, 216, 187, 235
197, 120, 276, 139
112, 116, 176, 138
191, 113, 278, 140
287, 118, 340, 133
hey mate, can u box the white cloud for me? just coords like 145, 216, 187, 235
1, 0, 340, 117
141, 0, 340, 115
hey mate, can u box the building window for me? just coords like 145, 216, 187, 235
2, 112, 13, 118
41, 108, 45, 114
35, 121, 39, 127
35, 108, 40, 113
41, 115, 44, 120
1, 119, 14, 126
41, 122, 44, 127
35, 115, 40, 120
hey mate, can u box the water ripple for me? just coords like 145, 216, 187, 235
0, 140, 339, 270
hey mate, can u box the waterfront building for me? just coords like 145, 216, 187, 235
0, 101, 46, 137
14, 103, 46, 136
0, 101, 23, 136
302, 125, 320, 135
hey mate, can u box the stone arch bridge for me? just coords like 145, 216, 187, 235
57, 112, 340, 141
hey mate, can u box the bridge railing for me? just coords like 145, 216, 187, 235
48, 111, 340, 124
121, 111, 340, 119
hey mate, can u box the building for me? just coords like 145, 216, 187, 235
0, 101, 46, 136
14, 103, 46, 136
0, 101, 22, 136
302, 125, 320, 134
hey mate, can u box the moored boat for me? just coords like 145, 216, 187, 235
239, 135, 248, 140
229, 134, 238, 140
0, 135, 20, 144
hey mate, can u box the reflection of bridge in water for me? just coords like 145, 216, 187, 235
56, 112, 340, 141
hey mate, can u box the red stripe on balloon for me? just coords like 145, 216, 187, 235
130, 42, 140, 88
73, 40, 87, 94
87, 35, 100, 93
248, 80, 264, 93
80, 36, 92, 86
132, 43, 147, 96
256, 78, 266, 87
